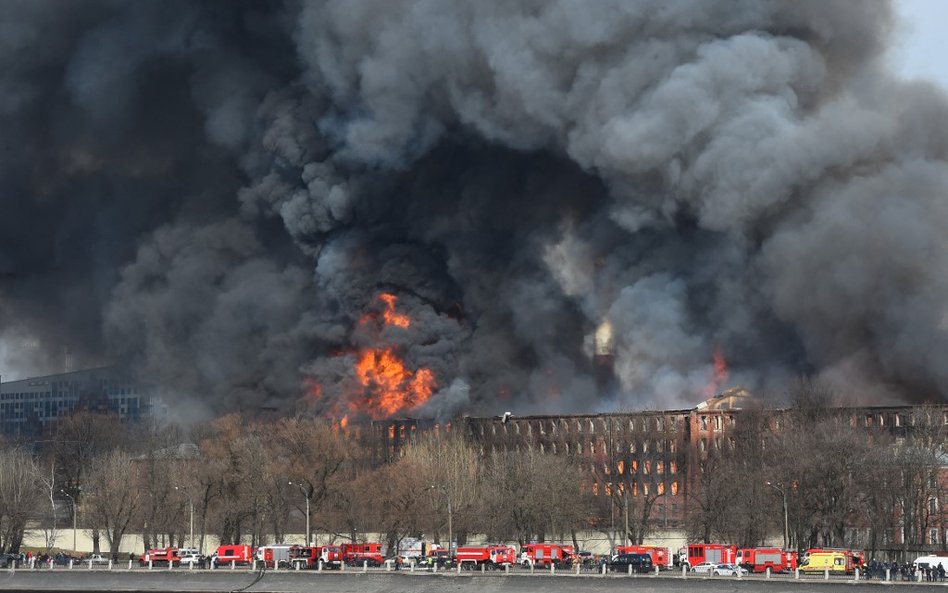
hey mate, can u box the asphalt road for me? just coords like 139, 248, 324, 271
0, 569, 940, 593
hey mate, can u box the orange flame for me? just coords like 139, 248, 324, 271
303, 293, 438, 421
379, 293, 410, 328
702, 347, 729, 396
344, 293, 437, 419
353, 347, 435, 419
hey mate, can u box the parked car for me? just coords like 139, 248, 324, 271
607, 553, 653, 573
0, 554, 17, 569
691, 562, 746, 576
84, 554, 110, 566
179, 553, 204, 566
691, 562, 716, 574
716, 564, 747, 576
52, 553, 74, 566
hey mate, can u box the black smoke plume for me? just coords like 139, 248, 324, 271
1, 0, 946, 420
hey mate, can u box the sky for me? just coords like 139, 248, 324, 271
891, 0, 948, 89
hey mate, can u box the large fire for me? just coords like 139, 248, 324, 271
702, 347, 729, 397
354, 347, 436, 418
309, 293, 438, 420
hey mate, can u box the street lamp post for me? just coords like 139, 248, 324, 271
174, 486, 194, 551
289, 482, 310, 545
429, 485, 452, 554
60, 489, 77, 553
766, 481, 789, 551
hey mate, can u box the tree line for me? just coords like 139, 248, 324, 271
0, 379, 945, 562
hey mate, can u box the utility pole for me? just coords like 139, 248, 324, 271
61, 489, 77, 552
430, 485, 453, 553
766, 481, 789, 550
289, 481, 310, 545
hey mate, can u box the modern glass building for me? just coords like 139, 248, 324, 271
0, 367, 166, 437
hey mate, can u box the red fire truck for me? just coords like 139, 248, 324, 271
520, 543, 574, 568
257, 545, 292, 568
341, 543, 385, 566
455, 545, 517, 569
682, 543, 737, 569
288, 546, 319, 569
213, 544, 254, 567
140, 547, 182, 567
317, 545, 344, 569
736, 548, 796, 573
614, 545, 671, 569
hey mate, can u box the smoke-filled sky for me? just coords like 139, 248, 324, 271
2, 0, 948, 421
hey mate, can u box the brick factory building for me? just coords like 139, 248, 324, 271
372, 388, 948, 548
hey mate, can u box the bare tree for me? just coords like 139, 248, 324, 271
36, 460, 60, 553
84, 450, 142, 560
0, 447, 40, 552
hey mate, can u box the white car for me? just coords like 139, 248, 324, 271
85, 554, 110, 565
691, 562, 746, 576
179, 553, 204, 565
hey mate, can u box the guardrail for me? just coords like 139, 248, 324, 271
8, 558, 937, 583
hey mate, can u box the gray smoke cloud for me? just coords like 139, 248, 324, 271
1, 0, 945, 420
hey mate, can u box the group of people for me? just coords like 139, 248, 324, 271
865, 559, 946, 581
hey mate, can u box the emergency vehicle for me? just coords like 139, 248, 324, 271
256, 545, 292, 568
681, 543, 737, 569
613, 545, 670, 569
288, 546, 319, 569
520, 543, 574, 568
140, 547, 181, 566
455, 545, 517, 569
427, 548, 453, 568
317, 545, 344, 569
736, 547, 796, 573
213, 544, 254, 566
341, 542, 385, 566
799, 548, 863, 574
806, 548, 865, 569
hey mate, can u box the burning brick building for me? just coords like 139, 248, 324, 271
372, 390, 948, 549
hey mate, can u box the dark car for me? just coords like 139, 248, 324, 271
0, 554, 17, 569
52, 553, 73, 566
608, 553, 653, 574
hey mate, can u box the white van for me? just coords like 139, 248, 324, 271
913, 555, 948, 571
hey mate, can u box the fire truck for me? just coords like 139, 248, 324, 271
455, 545, 517, 569
520, 543, 574, 568
317, 545, 344, 569
341, 542, 385, 566
736, 547, 796, 573
213, 544, 254, 566
140, 547, 181, 567
613, 545, 671, 569
681, 543, 737, 569
288, 546, 319, 569
257, 545, 292, 568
